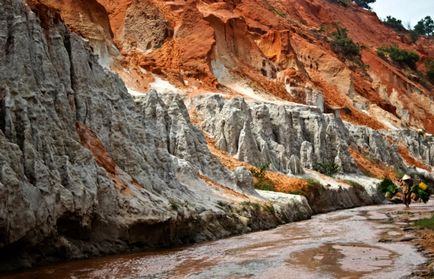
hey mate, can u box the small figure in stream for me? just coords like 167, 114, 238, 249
380, 175, 432, 205
399, 175, 413, 207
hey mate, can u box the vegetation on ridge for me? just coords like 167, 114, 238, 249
330, 26, 361, 61
314, 162, 341, 177
414, 16, 434, 37
329, 0, 350, 7
250, 163, 276, 191
353, 0, 375, 10
425, 59, 434, 84
328, 0, 376, 9
382, 16, 406, 32
380, 15, 433, 42
377, 46, 420, 69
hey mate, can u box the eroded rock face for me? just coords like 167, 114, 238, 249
0, 0, 182, 266
26, 0, 118, 66
301, 182, 383, 214
122, 0, 172, 52
234, 167, 257, 196
192, 94, 434, 176
193, 94, 357, 173
0, 0, 313, 270
349, 125, 405, 168
0, 0, 431, 272
390, 130, 434, 167
28, 0, 434, 134
288, 155, 304, 175
134, 90, 235, 187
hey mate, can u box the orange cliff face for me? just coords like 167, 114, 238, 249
27, 0, 434, 133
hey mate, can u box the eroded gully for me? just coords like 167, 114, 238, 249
4, 200, 434, 279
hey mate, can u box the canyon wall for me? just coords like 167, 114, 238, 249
0, 0, 385, 270
0, 0, 433, 271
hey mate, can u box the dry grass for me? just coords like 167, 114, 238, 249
348, 146, 397, 179
398, 144, 432, 172
417, 229, 434, 254
265, 171, 308, 193
191, 109, 312, 194
197, 173, 250, 200
204, 134, 308, 194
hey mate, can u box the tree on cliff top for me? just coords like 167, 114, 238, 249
329, 0, 376, 9
414, 16, 434, 37
353, 0, 376, 10
383, 16, 406, 32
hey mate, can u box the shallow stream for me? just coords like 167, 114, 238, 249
4, 200, 434, 279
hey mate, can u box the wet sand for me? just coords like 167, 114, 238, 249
3, 200, 434, 279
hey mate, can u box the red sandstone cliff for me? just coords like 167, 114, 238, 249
28, 0, 433, 133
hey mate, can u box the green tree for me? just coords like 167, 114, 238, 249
330, 27, 361, 60
414, 16, 434, 36
377, 46, 420, 69
383, 16, 406, 31
354, 0, 376, 9
388, 48, 419, 69
313, 162, 340, 176
426, 59, 434, 84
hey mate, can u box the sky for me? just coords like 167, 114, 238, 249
371, 0, 434, 28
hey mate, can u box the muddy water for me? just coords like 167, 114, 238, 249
4, 201, 434, 279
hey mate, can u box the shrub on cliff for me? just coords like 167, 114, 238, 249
376, 48, 387, 59
426, 59, 434, 84
377, 46, 420, 69
388, 48, 419, 69
313, 162, 340, 177
383, 16, 406, 32
250, 163, 275, 191
330, 27, 361, 60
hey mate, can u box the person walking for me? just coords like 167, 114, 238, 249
399, 175, 413, 207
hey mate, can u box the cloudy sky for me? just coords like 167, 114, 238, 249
371, 0, 434, 27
